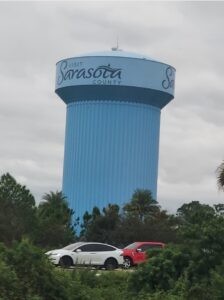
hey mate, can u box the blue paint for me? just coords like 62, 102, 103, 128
55, 50, 175, 222
56, 85, 172, 109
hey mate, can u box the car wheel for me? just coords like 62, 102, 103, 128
59, 256, 73, 268
104, 258, 118, 270
123, 257, 132, 269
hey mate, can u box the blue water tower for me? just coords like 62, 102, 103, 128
55, 49, 175, 220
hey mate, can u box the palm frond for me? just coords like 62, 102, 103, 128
216, 161, 224, 191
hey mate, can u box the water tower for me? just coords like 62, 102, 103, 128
55, 49, 175, 220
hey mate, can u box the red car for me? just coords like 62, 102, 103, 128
122, 241, 165, 268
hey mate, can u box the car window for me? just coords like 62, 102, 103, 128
77, 244, 96, 252
93, 244, 116, 251
77, 244, 116, 252
124, 242, 138, 250
140, 244, 163, 252
63, 242, 84, 250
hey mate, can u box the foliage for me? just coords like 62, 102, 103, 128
0, 258, 21, 300
128, 201, 224, 300
216, 160, 224, 191
209, 262, 224, 300
34, 191, 76, 249
80, 204, 121, 245
123, 189, 159, 221
0, 239, 132, 300
1, 172, 224, 299
176, 200, 216, 225
0, 173, 76, 249
80, 189, 178, 247
0, 239, 69, 300
129, 245, 190, 293
119, 207, 178, 246
68, 269, 131, 300
0, 173, 36, 245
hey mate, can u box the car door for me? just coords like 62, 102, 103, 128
139, 243, 163, 262
72, 244, 96, 265
89, 244, 117, 265
74, 243, 105, 265
133, 243, 146, 264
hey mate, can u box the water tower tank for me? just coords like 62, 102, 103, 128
55, 49, 175, 221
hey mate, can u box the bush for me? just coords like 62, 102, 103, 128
0, 239, 69, 300
128, 245, 190, 293
0, 259, 21, 300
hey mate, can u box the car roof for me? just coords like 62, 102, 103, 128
135, 241, 165, 245
64, 242, 118, 248
80, 242, 117, 246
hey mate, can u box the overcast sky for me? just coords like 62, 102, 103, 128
0, 1, 224, 212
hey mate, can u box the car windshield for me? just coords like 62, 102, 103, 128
124, 242, 139, 250
63, 242, 84, 251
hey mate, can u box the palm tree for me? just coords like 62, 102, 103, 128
36, 191, 76, 247
216, 161, 224, 191
123, 189, 159, 222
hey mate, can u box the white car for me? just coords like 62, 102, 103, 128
46, 242, 124, 269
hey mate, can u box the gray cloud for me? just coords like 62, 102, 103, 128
0, 1, 224, 209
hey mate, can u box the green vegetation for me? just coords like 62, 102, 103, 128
0, 172, 224, 299
0, 239, 131, 300
0, 173, 76, 249
0, 173, 36, 246
129, 203, 224, 299
217, 161, 224, 191
34, 191, 76, 248
80, 188, 177, 247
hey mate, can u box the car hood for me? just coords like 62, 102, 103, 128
45, 249, 72, 256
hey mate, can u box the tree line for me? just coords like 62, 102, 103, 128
0, 167, 224, 299
0, 173, 181, 248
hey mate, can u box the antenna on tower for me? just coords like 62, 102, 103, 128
111, 35, 122, 51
